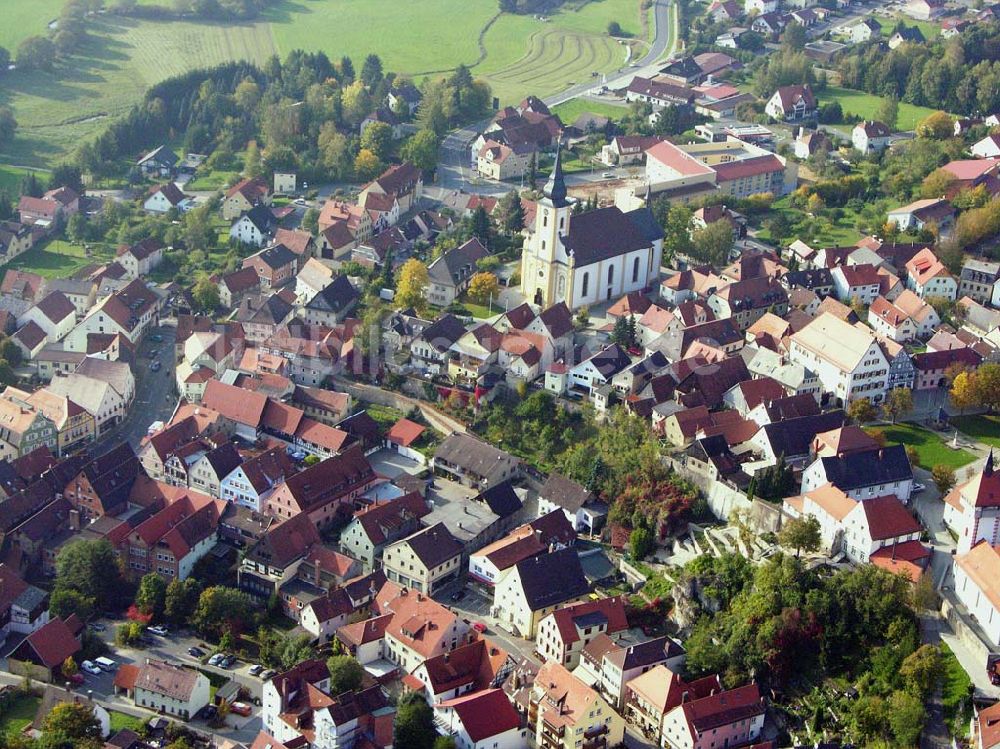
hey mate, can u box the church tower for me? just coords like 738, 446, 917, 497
521, 142, 577, 307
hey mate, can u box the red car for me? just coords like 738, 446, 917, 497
229, 702, 252, 717
472, 622, 487, 633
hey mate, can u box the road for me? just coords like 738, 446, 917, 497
436, 0, 679, 195
91, 321, 178, 455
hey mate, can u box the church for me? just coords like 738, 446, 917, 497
520, 148, 664, 310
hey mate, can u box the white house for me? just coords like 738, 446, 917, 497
18, 292, 76, 342
745, 0, 778, 13
116, 238, 165, 279
144, 183, 191, 214
868, 296, 918, 342
568, 344, 633, 392
852, 121, 892, 154
788, 312, 890, 406
887, 199, 956, 234
520, 149, 663, 310
801, 444, 913, 502
230, 205, 275, 247
905, 247, 958, 300
765, 85, 817, 121
492, 548, 590, 638
126, 660, 210, 720
434, 690, 527, 749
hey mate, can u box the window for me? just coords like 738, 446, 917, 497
581, 272, 589, 297
607, 266, 614, 284
632, 257, 640, 283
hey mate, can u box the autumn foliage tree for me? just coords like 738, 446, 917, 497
395, 258, 429, 312
467, 272, 499, 305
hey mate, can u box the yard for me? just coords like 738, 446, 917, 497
816, 86, 941, 132
951, 414, 1000, 449
551, 98, 630, 124
870, 422, 976, 470
4, 238, 116, 279
108, 710, 146, 734
753, 194, 864, 246
0, 693, 41, 738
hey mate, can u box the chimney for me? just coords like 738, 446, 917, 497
314, 558, 322, 588
69, 509, 80, 532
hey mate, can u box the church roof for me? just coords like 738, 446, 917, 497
544, 143, 571, 208
561, 207, 656, 266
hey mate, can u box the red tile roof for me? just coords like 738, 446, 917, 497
859, 495, 921, 540
548, 596, 629, 647
15, 617, 80, 668
202, 379, 268, 427
438, 689, 521, 742
712, 154, 784, 181
387, 418, 425, 448
869, 540, 931, 581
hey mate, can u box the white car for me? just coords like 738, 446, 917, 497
81, 660, 103, 676
147, 625, 169, 636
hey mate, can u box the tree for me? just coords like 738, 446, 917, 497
690, 219, 734, 267
164, 578, 200, 624
327, 655, 364, 694
302, 208, 319, 234
629, 525, 654, 560
433, 738, 457, 749
900, 644, 941, 696
931, 464, 956, 495
888, 689, 925, 747
66, 213, 88, 244
921, 168, 958, 199
395, 258, 429, 312
318, 124, 353, 180
778, 515, 821, 557
607, 20, 623, 35
394, 693, 437, 749
353, 149, 382, 181
0, 108, 17, 148
192, 275, 220, 313
878, 94, 899, 130
847, 397, 877, 425
658, 203, 693, 264
498, 190, 525, 236
401, 130, 440, 173
360, 122, 393, 161
42, 702, 102, 748
468, 272, 499, 305
916, 111, 954, 140
782, 21, 807, 50
193, 586, 257, 637
234, 77, 261, 110
49, 164, 84, 194
50, 588, 95, 621
16, 36, 56, 71
342, 80, 372, 125
361, 54, 383, 88
951, 370, 977, 414
469, 205, 493, 248
610, 315, 636, 348
135, 572, 168, 620
973, 363, 1000, 412
243, 140, 263, 180
61, 656, 78, 677
55, 539, 126, 612
882, 387, 913, 424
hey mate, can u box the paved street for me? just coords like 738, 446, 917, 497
91, 321, 178, 455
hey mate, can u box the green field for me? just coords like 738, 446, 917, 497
873, 422, 976, 470
754, 194, 863, 246
0, 0, 644, 167
6, 238, 116, 279
951, 414, 1000, 448
0, 693, 40, 738
818, 86, 940, 132
552, 97, 629, 123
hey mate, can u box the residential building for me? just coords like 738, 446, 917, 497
528, 662, 624, 749
625, 666, 721, 744
244, 244, 298, 291
801, 444, 914, 501
660, 684, 765, 749
382, 522, 464, 595
144, 182, 191, 214
7, 615, 82, 682
432, 433, 520, 488
954, 541, 1000, 647
887, 199, 955, 234
434, 689, 527, 749
303, 275, 359, 327
468, 509, 576, 586
493, 548, 590, 637
18, 292, 76, 342
426, 238, 490, 307
116, 238, 165, 279
972, 134, 1000, 159
852, 120, 892, 153
537, 472, 607, 534
263, 449, 378, 528
765, 85, 817, 121
222, 178, 272, 221
535, 597, 629, 669
116, 660, 210, 720
788, 313, 890, 406
0, 392, 57, 460
340, 492, 430, 571
905, 247, 957, 300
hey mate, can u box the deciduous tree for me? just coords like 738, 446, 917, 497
916, 111, 953, 140
950, 370, 977, 413
360, 121, 393, 161
327, 655, 364, 694
192, 275, 220, 313
468, 272, 499, 305
353, 148, 382, 181
394, 693, 437, 749
882, 387, 913, 424
401, 130, 439, 173
931, 464, 956, 495
135, 572, 168, 620
778, 515, 821, 557
847, 397, 877, 425
395, 258, 429, 312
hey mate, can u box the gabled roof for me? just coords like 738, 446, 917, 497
12, 616, 80, 668
396, 522, 464, 569
427, 238, 489, 287
546, 596, 628, 647
678, 684, 764, 735
34, 291, 76, 323
759, 410, 846, 458
513, 547, 589, 610
540, 472, 594, 512
438, 689, 521, 742
201, 379, 268, 427
135, 660, 202, 701
817, 445, 912, 490
857, 494, 921, 540
561, 207, 658, 265
246, 512, 322, 569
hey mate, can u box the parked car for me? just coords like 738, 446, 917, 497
248, 664, 263, 676
450, 590, 466, 602
67, 673, 85, 685
230, 702, 252, 717
89, 622, 106, 632
472, 621, 487, 633
260, 669, 276, 681
147, 625, 169, 636
150, 361, 162, 372
81, 660, 103, 675
149, 334, 163, 342
188, 647, 204, 657
221, 655, 237, 669
208, 653, 224, 666
197, 705, 217, 720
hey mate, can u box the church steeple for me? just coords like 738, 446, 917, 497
987, 449, 995, 476
544, 141, 570, 208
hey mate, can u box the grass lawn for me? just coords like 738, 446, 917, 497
951, 414, 1000, 449
4, 238, 116, 279
0, 693, 41, 737
186, 169, 241, 192
0, 0, 66, 53
871, 422, 976, 470
455, 294, 498, 319
552, 98, 629, 124
940, 643, 973, 738
108, 711, 146, 734
754, 194, 863, 246
817, 86, 941, 132
880, 17, 942, 42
